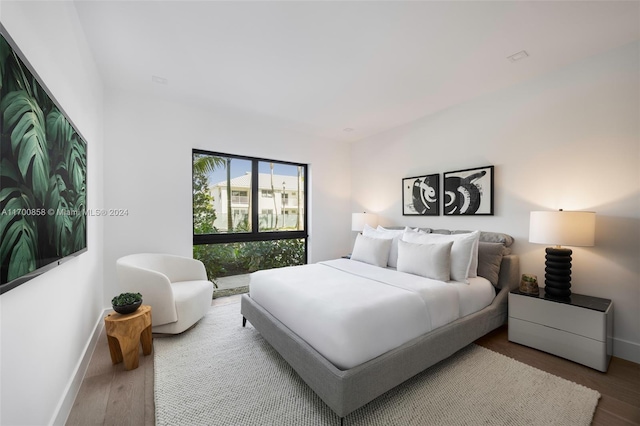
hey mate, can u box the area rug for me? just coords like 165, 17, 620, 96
154, 302, 600, 425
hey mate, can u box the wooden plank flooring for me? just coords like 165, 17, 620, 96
66, 295, 639, 425
475, 326, 640, 426
66, 296, 239, 426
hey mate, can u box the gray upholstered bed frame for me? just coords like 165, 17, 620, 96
240, 231, 519, 420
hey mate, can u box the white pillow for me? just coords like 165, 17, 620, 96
467, 236, 480, 278
397, 240, 453, 281
351, 233, 392, 267
402, 230, 480, 282
360, 225, 406, 267
452, 231, 480, 278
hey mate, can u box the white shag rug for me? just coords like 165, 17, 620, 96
154, 302, 600, 425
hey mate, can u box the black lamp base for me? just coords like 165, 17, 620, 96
544, 247, 572, 299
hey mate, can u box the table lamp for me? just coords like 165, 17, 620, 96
351, 213, 378, 232
529, 210, 595, 299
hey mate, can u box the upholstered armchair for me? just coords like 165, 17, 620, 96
116, 253, 214, 334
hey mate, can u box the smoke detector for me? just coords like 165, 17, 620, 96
507, 50, 529, 63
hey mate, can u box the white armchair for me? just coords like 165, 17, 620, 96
116, 253, 214, 334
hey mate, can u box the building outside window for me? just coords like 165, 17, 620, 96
211, 173, 303, 232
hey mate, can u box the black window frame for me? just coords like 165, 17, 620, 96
192, 149, 308, 262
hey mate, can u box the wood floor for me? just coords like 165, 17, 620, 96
66, 295, 639, 425
475, 327, 640, 426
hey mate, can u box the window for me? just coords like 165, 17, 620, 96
194, 154, 252, 234
231, 190, 248, 204
257, 160, 304, 232
192, 150, 308, 292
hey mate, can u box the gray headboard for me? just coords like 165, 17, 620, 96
386, 226, 513, 247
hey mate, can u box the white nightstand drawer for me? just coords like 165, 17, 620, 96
509, 293, 608, 342
508, 290, 613, 372
509, 317, 609, 372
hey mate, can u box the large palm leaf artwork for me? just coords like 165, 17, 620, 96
0, 33, 87, 290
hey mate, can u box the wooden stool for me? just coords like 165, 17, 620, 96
104, 305, 153, 370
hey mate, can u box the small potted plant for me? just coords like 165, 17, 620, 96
519, 274, 539, 295
111, 292, 143, 314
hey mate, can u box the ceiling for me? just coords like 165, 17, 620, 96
74, 1, 640, 142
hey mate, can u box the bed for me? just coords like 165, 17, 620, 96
240, 227, 519, 420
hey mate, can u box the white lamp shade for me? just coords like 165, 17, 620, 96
351, 213, 378, 232
529, 210, 595, 247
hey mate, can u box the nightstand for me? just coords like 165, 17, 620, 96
508, 289, 613, 372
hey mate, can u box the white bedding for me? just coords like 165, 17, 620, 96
451, 276, 497, 317
249, 258, 495, 370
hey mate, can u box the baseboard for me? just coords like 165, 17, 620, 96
51, 307, 109, 426
613, 337, 640, 365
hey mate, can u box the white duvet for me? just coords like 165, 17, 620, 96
249, 259, 495, 370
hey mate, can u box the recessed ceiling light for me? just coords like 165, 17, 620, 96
343, 128, 354, 132
507, 50, 529, 63
152, 75, 168, 85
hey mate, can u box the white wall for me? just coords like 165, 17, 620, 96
350, 42, 640, 363
102, 89, 351, 302
0, 2, 105, 425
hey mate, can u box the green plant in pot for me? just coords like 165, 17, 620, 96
111, 292, 143, 314
519, 273, 539, 295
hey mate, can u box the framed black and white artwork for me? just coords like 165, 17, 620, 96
444, 166, 494, 215
402, 174, 440, 216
